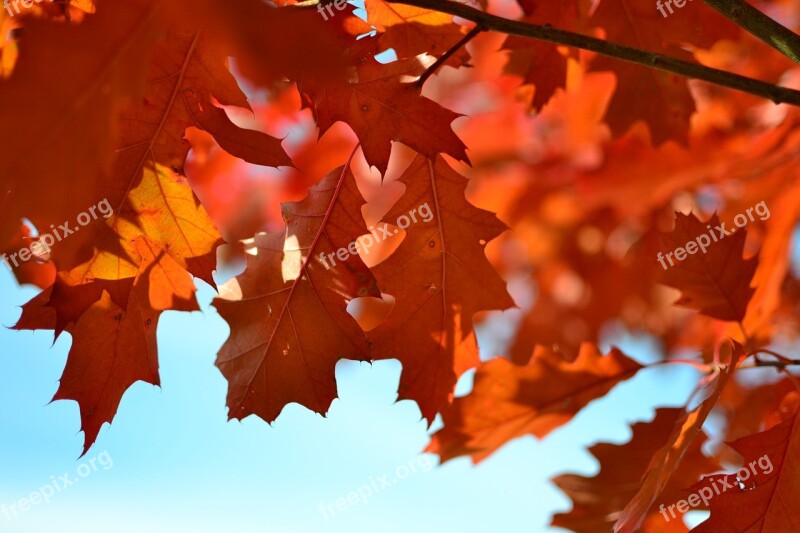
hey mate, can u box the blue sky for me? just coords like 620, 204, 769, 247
0, 265, 707, 532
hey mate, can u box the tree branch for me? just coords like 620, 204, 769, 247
703, 0, 800, 64
388, 0, 800, 106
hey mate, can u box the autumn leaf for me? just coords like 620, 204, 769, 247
14, 237, 199, 453
59, 21, 290, 275
657, 212, 757, 322
367, 154, 513, 423
589, 0, 739, 143
299, 41, 469, 175
552, 408, 721, 533
365, 0, 471, 65
170, 0, 354, 88
691, 404, 800, 531
1, 1, 288, 275
428, 343, 643, 463
504, 0, 588, 110
718, 377, 799, 446
0, 0, 162, 251
212, 156, 381, 423
614, 340, 743, 533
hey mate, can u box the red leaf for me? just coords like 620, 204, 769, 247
212, 158, 380, 423
614, 341, 743, 533
692, 405, 800, 531
300, 43, 468, 175
553, 408, 720, 533
368, 155, 513, 422
658, 212, 757, 322
428, 343, 642, 463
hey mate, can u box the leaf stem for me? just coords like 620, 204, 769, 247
702, 0, 800, 64
388, 0, 800, 106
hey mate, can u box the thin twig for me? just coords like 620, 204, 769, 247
750, 348, 793, 363
752, 356, 800, 369
417, 25, 483, 87
739, 353, 800, 370
703, 0, 800, 64
648, 359, 714, 373
388, 0, 800, 106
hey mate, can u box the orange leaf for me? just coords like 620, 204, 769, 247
14, 236, 199, 453
504, 0, 588, 110
614, 341, 743, 533
428, 343, 642, 463
365, 0, 471, 65
212, 159, 381, 423
589, 0, 739, 143
368, 155, 513, 422
300, 43, 468, 175
553, 408, 720, 533
692, 405, 800, 531
0, 0, 161, 251
658, 212, 757, 322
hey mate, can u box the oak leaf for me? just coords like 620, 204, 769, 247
692, 405, 800, 531
614, 341, 743, 533
504, 0, 588, 110
428, 343, 642, 463
658, 212, 757, 322
368, 155, 513, 423
14, 237, 199, 453
589, 0, 739, 143
365, 0, 471, 65
212, 160, 380, 423
553, 408, 721, 533
60, 22, 288, 275
0, 0, 162, 253
299, 42, 468, 175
